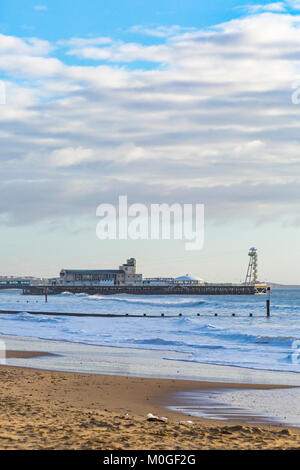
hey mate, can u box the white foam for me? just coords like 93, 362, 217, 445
219, 387, 300, 427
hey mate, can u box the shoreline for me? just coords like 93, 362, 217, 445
2, 333, 300, 385
0, 335, 299, 448
0, 360, 300, 449
4, 351, 299, 428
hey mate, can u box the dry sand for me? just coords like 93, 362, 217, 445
0, 351, 299, 450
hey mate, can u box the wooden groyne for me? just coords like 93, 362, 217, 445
0, 309, 178, 318
21, 284, 266, 296
0, 309, 266, 318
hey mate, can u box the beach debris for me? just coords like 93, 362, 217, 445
280, 429, 292, 436
179, 420, 193, 425
147, 413, 168, 423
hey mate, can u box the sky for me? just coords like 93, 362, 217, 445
1, 1, 300, 282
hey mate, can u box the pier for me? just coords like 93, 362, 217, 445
0, 253, 267, 296
20, 283, 267, 296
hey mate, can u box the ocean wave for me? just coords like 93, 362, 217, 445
88, 295, 206, 308
131, 337, 225, 349
210, 330, 298, 348
271, 304, 300, 309
1, 289, 299, 375
173, 316, 219, 329
254, 335, 298, 346
133, 337, 184, 346
0, 311, 65, 323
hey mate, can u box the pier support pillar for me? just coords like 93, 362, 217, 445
266, 287, 271, 317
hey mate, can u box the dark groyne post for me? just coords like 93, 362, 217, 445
45, 287, 48, 303
266, 286, 271, 317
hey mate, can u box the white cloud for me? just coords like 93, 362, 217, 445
0, 54, 63, 77
246, 1, 300, 12
49, 147, 96, 167
67, 40, 171, 63
130, 25, 196, 38
0, 34, 52, 55
244, 3, 286, 13
67, 46, 112, 60
34, 5, 48, 11
59, 37, 112, 47
285, 1, 300, 10
1, 10, 300, 225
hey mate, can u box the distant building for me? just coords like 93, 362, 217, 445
0, 276, 48, 287
0, 279, 30, 287
59, 258, 142, 286
174, 275, 205, 285
59, 260, 205, 287
142, 277, 175, 286
143, 274, 205, 286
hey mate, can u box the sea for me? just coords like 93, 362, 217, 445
0, 288, 299, 375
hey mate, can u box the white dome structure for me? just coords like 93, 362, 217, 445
175, 274, 205, 285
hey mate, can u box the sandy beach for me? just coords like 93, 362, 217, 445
0, 351, 299, 450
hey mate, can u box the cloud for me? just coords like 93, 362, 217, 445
243, 3, 286, 13
0, 33, 52, 55
49, 147, 97, 167
66, 40, 171, 63
34, 5, 48, 11
246, 1, 300, 12
67, 46, 112, 61
1, 10, 300, 226
59, 37, 112, 47
129, 24, 196, 38
286, 1, 300, 10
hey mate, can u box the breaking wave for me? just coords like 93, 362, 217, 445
88, 295, 206, 308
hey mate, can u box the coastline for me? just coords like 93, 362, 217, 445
0, 360, 299, 450
2, 333, 300, 385
0, 336, 299, 449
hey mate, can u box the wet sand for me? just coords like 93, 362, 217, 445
0, 351, 299, 450
4, 350, 56, 359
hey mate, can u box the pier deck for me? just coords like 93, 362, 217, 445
20, 284, 267, 295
